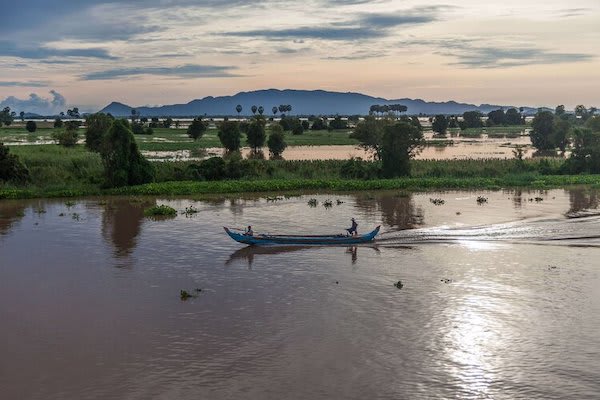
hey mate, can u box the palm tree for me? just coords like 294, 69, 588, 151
251, 105, 257, 115
272, 106, 278, 116
19, 111, 25, 121
258, 106, 264, 115
236, 104, 242, 117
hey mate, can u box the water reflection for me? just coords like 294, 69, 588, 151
354, 193, 424, 230
0, 201, 26, 237
225, 245, 379, 268
100, 199, 153, 259
569, 188, 599, 213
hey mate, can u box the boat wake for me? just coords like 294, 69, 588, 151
376, 213, 600, 248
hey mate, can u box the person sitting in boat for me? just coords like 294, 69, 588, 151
244, 225, 254, 236
346, 218, 358, 236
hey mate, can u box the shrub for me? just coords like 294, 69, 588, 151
187, 118, 207, 141
311, 118, 328, 130
26, 121, 37, 133
199, 157, 226, 180
291, 122, 304, 135
246, 117, 267, 151
267, 127, 287, 158
53, 118, 63, 128
0, 143, 29, 183
340, 157, 380, 179
52, 121, 79, 147
100, 119, 155, 187
218, 121, 241, 151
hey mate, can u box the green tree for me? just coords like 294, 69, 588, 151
311, 118, 327, 130
564, 128, 600, 173
100, 119, 154, 187
53, 118, 63, 128
585, 116, 600, 132
462, 111, 483, 129
25, 121, 37, 132
246, 117, 267, 151
85, 113, 114, 152
0, 143, 29, 183
267, 124, 287, 158
163, 117, 173, 128
19, 111, 25, 121
291, 121, 304, 135
381, 121, 424, 177
555, 105, 566, 116
431, 114, 448, 134
0, 107, 15, 126
187, 118, 207, 141
553, 118, 571, 152
487, 109, 505, 126
329, 116, 347, 130
530, 111, 556, 150
575, 105, 590, 120
218, 121, 241, 152
272, 106, 278, 116
258, 106, 264, 115
236, 104, 242, 117
350, 116, 393, 159
505, 108, 523, 125
52, 121, 79, 147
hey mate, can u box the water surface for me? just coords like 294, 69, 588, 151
1, 188, 599, 399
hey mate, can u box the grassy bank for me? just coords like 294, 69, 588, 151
2, 145, 599, 199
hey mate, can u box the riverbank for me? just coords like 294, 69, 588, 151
2, 174, 600, 200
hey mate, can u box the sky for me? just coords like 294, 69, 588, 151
0, 0, 599, 113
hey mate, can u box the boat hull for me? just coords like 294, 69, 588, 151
224, 226, 381, 246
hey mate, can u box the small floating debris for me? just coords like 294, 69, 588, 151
35, 208, 46, 215
429, 198, 445, 206
394, 280, 404, 289
547, 265, 558, 270
58, 212, 65, 217
456, 211, 461, 215
307, 198, 318, 207
180, 289, 200, 300
71, 213, 80, 221
476, 196, 488, 205
266, 196, 284, 202
335, 281, 339, 284
64, 200, 76, 208
441, 278, 452, 284
336, 199, 344, 205
323, 199, 333, 208
535, 197, 544, 202
182, 205, 199, 216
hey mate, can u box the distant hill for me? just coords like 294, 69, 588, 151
99, 89, 540, 117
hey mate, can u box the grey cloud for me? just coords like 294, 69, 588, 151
0, 41, 117, 60
223, 6, 444, 41
0, 81, 49, 87
0, 90, 68, 114
556, 8, 591, 18
82, 64, 241, 80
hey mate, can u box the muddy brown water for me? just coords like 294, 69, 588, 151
1, 188, 599, 399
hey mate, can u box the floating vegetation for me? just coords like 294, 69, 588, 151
34, 208, 46, 215
476, 196, 488, 204
15, 210, 25, 217
64, 200, 76, 208
182, 205, 199, 216
307, 198, 318, 207
336, 199, 344, 205
535, 197, 544, 202
96, 200, 108, 206
266, 196, 284, 202
180, 288, 202, 300
59, 212, 65, 217
71, 213, 80, 221
323, 199, 333, 208
144, 204, 177, 217
394, 280, 404, 289
456, 211, 461, 215
441, 278, 452, 284
429, 198, 445, 206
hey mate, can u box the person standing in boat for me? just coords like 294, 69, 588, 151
244, 225, 254, 236
346, 218, 358, 236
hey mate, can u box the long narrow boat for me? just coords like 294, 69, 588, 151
224, 226, 381, 246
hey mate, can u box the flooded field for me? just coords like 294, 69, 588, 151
1, 188, 599, 399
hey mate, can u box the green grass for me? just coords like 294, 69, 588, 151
144, 204, 177, 217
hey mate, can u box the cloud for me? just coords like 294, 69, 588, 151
405, 38, 595, 68
82, 64, 241, 80
556, 8, 591, 18
0, 41, 117, 60
0, 81, 49, 87
223, 6, 443, 41
0, 90, 68, 114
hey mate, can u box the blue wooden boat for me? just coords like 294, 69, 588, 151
224, 226, 381, 246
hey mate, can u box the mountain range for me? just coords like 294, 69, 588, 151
99, 89, 540, 117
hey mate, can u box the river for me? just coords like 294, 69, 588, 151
1, 188, 599, 399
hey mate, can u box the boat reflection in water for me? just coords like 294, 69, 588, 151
225, 245, 380, 268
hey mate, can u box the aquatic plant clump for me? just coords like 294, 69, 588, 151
144, 204, 177, 217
